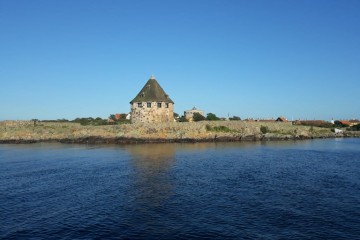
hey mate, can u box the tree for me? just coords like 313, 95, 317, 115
334, 121, 349, 128
349, 123, 360, 131
109, 114, 116, 121
206, 113, 220, 121
173, 112, 180, 121
229, 116, 241, 121
193, 112, 206, 121
179, 115, 188, 122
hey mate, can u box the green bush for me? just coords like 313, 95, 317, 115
179, 116, 188, 122
297, 121, 333, 128
206, 113, 220, 121
349, 123, 360, 131
260, 125, 269, 134
229, 116, 241, 121
213, 126, 232, 132
334, 121, 349, 128
193, 112, 206, 121
205, 125, 232, 132
72, 117, 110, 126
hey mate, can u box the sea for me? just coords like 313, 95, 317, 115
1, 138, 360, 239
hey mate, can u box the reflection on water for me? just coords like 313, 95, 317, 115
127, 143, 175, 171
127, 144, 176, 208
173, 141, 307, 152
1, 139, 360, 239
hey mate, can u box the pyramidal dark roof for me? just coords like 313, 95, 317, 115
130, 76, 174, 104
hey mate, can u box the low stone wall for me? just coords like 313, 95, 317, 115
0, 120, 358, 144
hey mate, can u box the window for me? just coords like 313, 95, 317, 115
137, 103, 143, 108
147, 102, 151, 108
165, 103, 169, 108
157, 102, 162, 108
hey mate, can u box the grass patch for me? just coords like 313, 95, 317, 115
206, 125, 233, 133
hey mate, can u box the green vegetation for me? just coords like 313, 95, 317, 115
72, 117, 109, 126
109, 114, 116, 121
29, 118, 115, 126
205, 124, 233, 133
296, 120, 356, 130
213, 126, 232, 132
108, 114, 130, 124
178, 115, 188, 122
349, 123, 360, 131
41, 119, 70, 123
260, 125, 269, 134
334, 121, 349, 128
206, 113, 220, 121
229, 116, 241, 121
193, 112, 206, 122
297, 121, 333, 128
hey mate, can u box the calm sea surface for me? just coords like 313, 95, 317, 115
1, 139, 360, 239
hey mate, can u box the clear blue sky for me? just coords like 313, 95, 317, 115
1, 0, 359, 121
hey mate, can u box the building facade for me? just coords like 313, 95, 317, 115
184, 107, 205, 122
130, 76, 174, 123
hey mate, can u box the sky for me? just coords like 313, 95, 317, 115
1, 0, 359, 121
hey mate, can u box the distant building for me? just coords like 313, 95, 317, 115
184, 107, 205, 122
349, 119, 360, 126
293, 120, 327, 127
108, 113, 129, 122
334, 128, 343, 134
130, 76, 174, 123
276, 116, 288, 122
337, 120, 352, 126
114, 113, 127, 120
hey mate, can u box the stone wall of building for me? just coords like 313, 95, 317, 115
131, 102, 174, 123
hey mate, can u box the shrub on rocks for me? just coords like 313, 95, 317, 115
260, 125, 269, 134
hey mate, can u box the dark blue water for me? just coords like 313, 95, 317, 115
1, 139, 360, 239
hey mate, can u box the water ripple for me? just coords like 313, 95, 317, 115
1, 140, 360, 239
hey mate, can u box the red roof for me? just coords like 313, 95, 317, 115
338, 120, 352, 125
276, 117, 288, 122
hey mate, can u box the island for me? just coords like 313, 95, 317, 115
1, 120, 359, 144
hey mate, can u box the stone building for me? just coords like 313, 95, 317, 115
130, 76, 174, 123
184, 107, 205, 122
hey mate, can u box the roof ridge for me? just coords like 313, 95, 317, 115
130, 77, 174, 104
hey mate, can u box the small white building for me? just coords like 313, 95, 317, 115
334, 128, 343, 134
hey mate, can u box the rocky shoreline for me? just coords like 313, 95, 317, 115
0, 120, 359, 144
